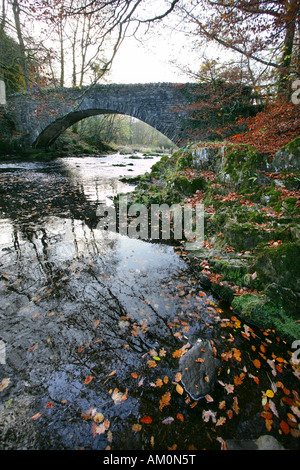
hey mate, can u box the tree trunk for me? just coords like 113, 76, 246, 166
278, 0, 299, 96
12, 0, 30, 92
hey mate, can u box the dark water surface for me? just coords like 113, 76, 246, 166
0, 154, 299, 450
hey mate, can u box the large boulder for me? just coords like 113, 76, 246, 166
179, 338, 221, 400
226, 435, 285, 450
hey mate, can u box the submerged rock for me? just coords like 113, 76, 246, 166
179, 338, 221, 400
226, 435, 285, 450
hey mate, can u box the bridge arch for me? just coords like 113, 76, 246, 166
7, 83, 193, 149
33, 109, 119, 148
6, 82, 253, 150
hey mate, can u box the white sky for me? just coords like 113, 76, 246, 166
108, 35, 191, 84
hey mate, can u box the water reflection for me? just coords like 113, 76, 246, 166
0, 155, 299, 451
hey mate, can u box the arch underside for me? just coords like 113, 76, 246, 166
33, 108, 177, 149
33, 109, 120, 148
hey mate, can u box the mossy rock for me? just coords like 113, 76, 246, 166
269, 137, 300, 171
232, 293, 300, 341
171, 175, 206, 195
224, 220, 293, 251
254, 242, 300, 291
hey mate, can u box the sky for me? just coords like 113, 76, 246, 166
108, 35, 191, 84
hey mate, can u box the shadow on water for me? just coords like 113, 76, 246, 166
0, 155, 299, 450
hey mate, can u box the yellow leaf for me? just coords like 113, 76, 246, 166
176, 384, 184, 395
266, 389, 274, 398
132, 423, 142, 432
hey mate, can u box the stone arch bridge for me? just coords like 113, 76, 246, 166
6, 82, 198, 149
5, 82, 253, 149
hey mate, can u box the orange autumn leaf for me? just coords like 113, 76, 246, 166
84, 375, 94, 385
177, 413, 184, 422
45, 402, 54, 409
155, 378, 163, 388
131, 372, 138, 379
280, 420, 290, 435
141, 416, 152, 424
159, 392, 171, 411
172, 349, 183, 358
175, 372, 182, 382
132, 423, 142, 432
253, 359, 261, 369
147, 360, 157, 368
265, 419, 273, 432
176, 384, 184, 395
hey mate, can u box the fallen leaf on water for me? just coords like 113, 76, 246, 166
132, 424, 142, 432
176, 384, 184, 395
94, 412, 104, 423
205, 394, 214, 403
202, 410, 216, 423
216, 416, 226, 426
162, 417, 174, 424
45, 402, 54, 409
253, 359, 261, 369
31, 412, 42, 420
0, 378, 10, 393
147, 360, 157, 368
224, 383, 234, 394
159, 392, 171, 411
175, 372, 182, 382
280, 420, 290, 434
141, 416, 152, 424
266, 389, 274, 398
84, 375, 94, 385
177, 413, 184, 422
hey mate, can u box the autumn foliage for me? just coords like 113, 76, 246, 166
229, 99, 300, 157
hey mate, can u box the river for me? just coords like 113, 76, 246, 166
0, 153, 299, 451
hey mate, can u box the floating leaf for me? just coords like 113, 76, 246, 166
132, 423, 142, 432
141, 416, 152, 424
280, 420, 290, 435
147, 360, 157, 368
176, 384, 184, 395
0, 378, 10, 393
202, 410, 216, 423
162, 417, 174, 425
84, 375, 94, 385
216, 416, 226, 426
175, 372, 182, 382
266, 389, 274, 398
159, 392, 171, 411
94, 412, 104, 423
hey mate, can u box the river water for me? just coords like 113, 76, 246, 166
0, 153, 299, 451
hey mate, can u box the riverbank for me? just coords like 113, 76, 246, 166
119, 138, 300, 342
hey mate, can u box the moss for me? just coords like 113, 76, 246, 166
255, 241, 300, 288
224, 221, 293, 251
232, 294, 300, 341
176, 153, 193, 170
171, 175, 206, 195
280, 136, 300, 156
